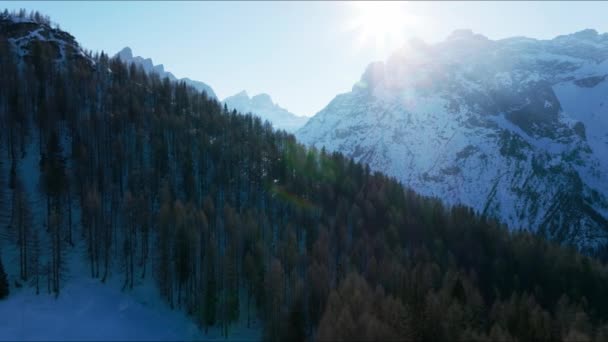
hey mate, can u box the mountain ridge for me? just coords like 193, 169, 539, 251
114, 47, 307, 132
223, 90, 308, 132
114, 46, 217, 99
297, 29, 608, 249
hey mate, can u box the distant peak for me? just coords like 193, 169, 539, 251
575, 28, 599, 36
447, 29, 488, 41
116, 47, 133, 60
235, 90, 249, 98
165, 72, 177, 81
251, 93, 273, 105
153, 64, 165, 74
570, 28, 600, 40
553, 29, 602, 41
223, 90, 250, 103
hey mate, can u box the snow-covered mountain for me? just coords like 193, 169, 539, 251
115, 47, 217, 99
0, 12, 92, 67
297, 29, 608, 249
223, 90, 308, 132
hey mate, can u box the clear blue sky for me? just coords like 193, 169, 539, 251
3, 1, 608, 116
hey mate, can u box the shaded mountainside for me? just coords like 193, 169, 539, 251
2, 10, 608, 341
297, 29, 608, 250
114, 46, 217, 99
223, 90, 308, 132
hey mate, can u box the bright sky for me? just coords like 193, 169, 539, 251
4, 1, 608, 116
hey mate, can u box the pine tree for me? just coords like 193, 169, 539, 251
12, 177, 31, 282
204, 234, 217, 333
0, 254, 9, 299
31, 229, 41, 295
264, 259, 285, 342
1, 16, 608, 338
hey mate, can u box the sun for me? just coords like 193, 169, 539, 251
343, 1, 416, 52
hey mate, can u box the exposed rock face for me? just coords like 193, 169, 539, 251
1, 13, 92, 67
297, 30, 608, 249
114, 47, 216, 99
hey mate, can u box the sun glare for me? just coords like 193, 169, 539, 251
343, 1, 415, 52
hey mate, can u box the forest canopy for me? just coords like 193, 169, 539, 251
0, 10, 608, 341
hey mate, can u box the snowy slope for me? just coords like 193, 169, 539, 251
297, 29, 608, 249
115, 47, 217, 99
0, 13, 92, 68
0, 251, 261, 341
223, 91, 309, 132
0, 14, 261, 340
0, 268, 205, 341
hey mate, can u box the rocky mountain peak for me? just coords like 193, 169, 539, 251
113, 47, 216, 98
116, 46, 133, 61
223, 91, 308, 132
297, 29, 608, 249
251, 93, 274, 106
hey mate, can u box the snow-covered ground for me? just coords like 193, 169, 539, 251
0, 15, 264, 341
0, 146, 262, 340
0, 278, 202, 341
0, 251, 262, 341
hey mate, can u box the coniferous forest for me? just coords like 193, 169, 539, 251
1, 10, 608, 341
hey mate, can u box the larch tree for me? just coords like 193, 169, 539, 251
0, 253, 8, 299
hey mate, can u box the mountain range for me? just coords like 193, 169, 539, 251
297, 29, 608, 249
223, 90, 308, 132
114, 48, 308, 132
2, 10, 608, 341
115, 46, 217, 99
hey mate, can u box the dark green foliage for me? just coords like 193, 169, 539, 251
41, 131, 66, 198
204, 238, 217, 331
1, 12, 608, 341
283, 297, 306, 342
0, 254, 8, 299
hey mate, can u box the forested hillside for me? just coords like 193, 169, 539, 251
1, 10, 608, 341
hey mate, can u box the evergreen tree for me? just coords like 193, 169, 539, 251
0, 14, 608, 339
0, 254, 8, 299
204, 233, 217, 333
